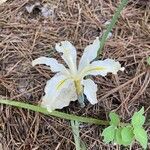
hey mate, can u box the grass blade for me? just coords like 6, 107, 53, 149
0, 99, 109, 125
97, 0, 129, 56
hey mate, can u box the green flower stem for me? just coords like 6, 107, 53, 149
78, 93, 85, 108
97, 0, 128, 55
71, 121, 82, 150
0, 99, 109, 126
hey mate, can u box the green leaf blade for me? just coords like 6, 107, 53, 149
131, 107, 145, 128
97, 0, 129, 55
121, 126, 134, 146
109, 112, 120, 126
0, 99, 109, 125
115, 127, 123, 145
102, 126, 116, 143
134, 127, 148, 149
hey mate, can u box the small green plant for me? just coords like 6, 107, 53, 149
102, 107, 148, 149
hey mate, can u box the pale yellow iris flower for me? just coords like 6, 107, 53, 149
32, 37, 124, 112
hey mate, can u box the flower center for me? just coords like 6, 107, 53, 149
74, 80, 83, 95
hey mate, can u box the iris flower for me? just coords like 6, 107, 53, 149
32, 37, 124, 112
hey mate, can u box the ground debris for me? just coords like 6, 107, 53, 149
0, 0, 150, 149
0, 0, 7, 5
25, 1, 55, 18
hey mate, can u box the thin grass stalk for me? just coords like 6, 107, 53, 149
97, 0, 128, 55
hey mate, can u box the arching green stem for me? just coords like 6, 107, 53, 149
97, 0, 129, 56
0, 99, 109, 126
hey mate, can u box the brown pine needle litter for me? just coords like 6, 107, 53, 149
0, 0, 150, 149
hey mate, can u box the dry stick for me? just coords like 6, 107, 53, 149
130, 71, 150, 103
98, 72, 146, 101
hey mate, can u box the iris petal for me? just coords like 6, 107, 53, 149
41, 74, 77, 112
32, 56, 69, 75
82, 79, 98, 104
78, 37, 100, 71
79, 59, 124, 78
55, 41, 77, 73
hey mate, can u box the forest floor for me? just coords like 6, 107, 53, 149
0, 0, 150, 149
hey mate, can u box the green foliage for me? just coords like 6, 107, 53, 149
109, 112, 120, 126
134, 127, 148, 150
121, 126, 134, 146
131, 107, 145, 128
71, 121, 86, 150
102, 107, 148, 149
102, 126, 116, 143
114, 126, 134, 146
0, 100, 109, 125
115, 127, 123, 145
97, 0, 129, 55
147, 57, 150, 65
